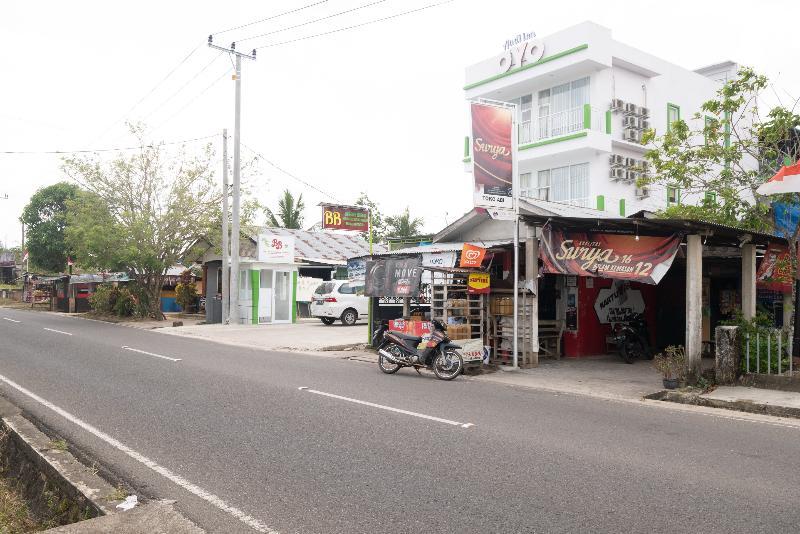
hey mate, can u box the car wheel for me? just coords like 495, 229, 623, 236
341, 308, 358, 326
320, 317, 336, 325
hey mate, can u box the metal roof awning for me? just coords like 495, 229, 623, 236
356, 240, 513, 258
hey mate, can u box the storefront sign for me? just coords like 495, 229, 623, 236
471, 103, 513, 209
459, 243, 487, 268
364, 258, 423, 297
499, 38, 544, 73
321, 204, 370, 232
257, 234, 296, 263
422, 251, 457, 269
503, 31, 537, 51
593, 280, 645, 324
540, 225, 681, 285
467, 272, 490, 294
458, 338, 490, 363
756, 243, 793, 293
347, 257, 366, 283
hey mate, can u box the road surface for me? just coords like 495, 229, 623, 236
1, 307, 799, 533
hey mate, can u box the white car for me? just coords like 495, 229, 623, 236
310, 281, 369, 326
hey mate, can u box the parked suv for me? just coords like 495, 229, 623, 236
311, 281, 368, 326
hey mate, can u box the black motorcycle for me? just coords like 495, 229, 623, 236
612, 312, 652, 364
372, 319, 464, 380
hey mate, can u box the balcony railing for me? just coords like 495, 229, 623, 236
518, 104, 604, 145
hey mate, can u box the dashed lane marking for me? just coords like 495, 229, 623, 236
121, 346, 181, 362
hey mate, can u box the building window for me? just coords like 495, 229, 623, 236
666, 185, 680, 206
667, 103, 680, 133
518, 77, 589, 143
523, 163, 588, 206
704, 191, 717, 204
519, 94, 532, 143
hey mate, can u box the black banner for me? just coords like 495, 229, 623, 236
364, 258, 423, 297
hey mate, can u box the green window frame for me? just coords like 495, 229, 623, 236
666, 185, 680, 206
667, 103, 680, 133
704, 191, 717, 204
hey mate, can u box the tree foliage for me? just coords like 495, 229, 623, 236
641, 67, 800, 232
355, 192, 387, 242
385, 207, 424, 239
265, 189, 304, 229
19, 182, 79, 273
63, 129, 220, 319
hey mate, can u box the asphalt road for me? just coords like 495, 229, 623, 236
1, 308, 800, 533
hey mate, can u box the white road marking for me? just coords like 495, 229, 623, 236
2, 317, 20, 323
43, 327, 72, 336
121, 346, 181, 362
0, 372, 277, 533
300, 387, 474, 429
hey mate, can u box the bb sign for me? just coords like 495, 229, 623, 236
321, 204, 369, 232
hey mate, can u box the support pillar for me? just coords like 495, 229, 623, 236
685, 235, 703, 380
741, 244, 756, 320
525, 225, 539, 367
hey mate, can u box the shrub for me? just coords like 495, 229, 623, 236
721, 311, 789, 374
113, 288, 136, 317
88, 284, 118, 314
653, 345, 686, 379
175, 281, 198, 313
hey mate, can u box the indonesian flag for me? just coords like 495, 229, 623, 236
22, 249, 28, 262
757, 161, 800, 195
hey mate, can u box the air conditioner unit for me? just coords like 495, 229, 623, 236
624, 157, 637, 167
609, 154, 624, 166
624, 102, 638, 114
638, 160, 650, 172
623, 128, 641, 142
637, 106, 650, 118
626, 170, 641, 183
610, 168, 626, 180
622, 116, 638, 129
640, 120, 651, 130
635, 186, 650, 199
610, 98, 624, 111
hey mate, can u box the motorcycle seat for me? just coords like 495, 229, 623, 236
391, 332, 423, 344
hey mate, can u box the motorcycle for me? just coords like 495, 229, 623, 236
612, 312, 652, 364
372, 319, 464, 380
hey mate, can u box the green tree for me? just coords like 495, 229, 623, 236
385, 207, 424, 239
355, 192, 387, 242
19, 182, 79, 272
63, 129, 220, 319
265, 189, 304, 229
641, 67, 800, 232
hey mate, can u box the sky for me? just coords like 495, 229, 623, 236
1, 0, 799, 248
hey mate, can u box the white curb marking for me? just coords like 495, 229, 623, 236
121, 346, 181, 362
301, 388, 474, 429
43, 327, 72, 336
2, 317, 20, 323
0, 372, 277, 533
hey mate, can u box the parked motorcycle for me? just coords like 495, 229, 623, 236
373, 319, 464, 380
612, 312, 652, 364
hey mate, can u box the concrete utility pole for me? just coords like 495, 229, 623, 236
208, 36, 256, 325
221, 129, 230, 324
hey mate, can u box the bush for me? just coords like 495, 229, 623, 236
721, 311, 789, 374
175, 281, 198, 313
113, 288, 136, 317
88, 284, 119, 314
653, 345, 686, 379
89, 283, 146, 317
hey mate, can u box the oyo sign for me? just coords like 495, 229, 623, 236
499, 38, 545, 73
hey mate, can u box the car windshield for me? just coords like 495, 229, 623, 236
314, 282, 337, 295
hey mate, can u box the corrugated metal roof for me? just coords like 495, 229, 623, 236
252, 228, 386, 263
359, 240, 513, 257
520, 198, 619, 218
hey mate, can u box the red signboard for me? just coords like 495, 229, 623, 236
756, 243, 793, 293
459, 244, 487, 268
321, 205, 370, 232
471, 103, 513, 209
540, 225, 682, 285
467, 272, 490, 294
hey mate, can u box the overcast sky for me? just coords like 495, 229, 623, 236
1, 0, 798, 248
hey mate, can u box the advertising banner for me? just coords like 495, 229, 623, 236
364, 258, 423, 297
421, 251, 457, 269
347, 258, 366, 283
467, 272, 490, 294
257, 234, 296, 263
540, 225, 681, 285
756, 243, 793, 293
593, 280, 646, 324
459, 243, 487, 268
321, 204, 370, 232
471, 103, 513, 209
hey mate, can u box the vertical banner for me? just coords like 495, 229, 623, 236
471, 103, 513, 209
756, 243, 793, 293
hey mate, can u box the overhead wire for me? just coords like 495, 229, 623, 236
0, 135, 218, 155
211, 0, 330, 36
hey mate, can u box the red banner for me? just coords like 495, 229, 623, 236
321, 205, 370, 232
471, 103, 513, 209
459, 243, 487, 268
756, 243, 793, 293
540, 225, 682, 285
467, 272, 490, 294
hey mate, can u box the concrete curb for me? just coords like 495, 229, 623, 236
646, 389, 800, 419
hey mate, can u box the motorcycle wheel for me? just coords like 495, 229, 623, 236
378, 344, 402, 374
432, 348, 463, 380
619, 342, 634, 364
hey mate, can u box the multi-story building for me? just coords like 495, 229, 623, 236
463, 21, 744, 215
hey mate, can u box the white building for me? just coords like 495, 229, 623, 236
463, 21, 746, 215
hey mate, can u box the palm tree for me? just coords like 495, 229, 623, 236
266, 190, 305, 229
385, 207, 424, 238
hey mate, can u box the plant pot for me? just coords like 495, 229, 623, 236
663, 377, 679, 390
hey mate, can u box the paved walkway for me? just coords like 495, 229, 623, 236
703, 386, 800, 410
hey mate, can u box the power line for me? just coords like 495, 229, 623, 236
238, 0, 388, 42
0, 135, 217, 155
253, 0, 454, 50
241, 142, 341, 203
211, 0, 330, 36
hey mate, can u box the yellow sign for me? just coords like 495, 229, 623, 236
468, 272, 490, 294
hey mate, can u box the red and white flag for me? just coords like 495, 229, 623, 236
22, 249, 29, 262
757, 161, 800, 195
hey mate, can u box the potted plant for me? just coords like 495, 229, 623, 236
652, 345, 685, 389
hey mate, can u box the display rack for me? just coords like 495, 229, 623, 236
489, 288, 537, 368
430, 271, 484, 343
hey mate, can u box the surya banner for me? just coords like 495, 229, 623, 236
364, 258, 423, 297
471, 103, 513, 209
540, 225, 682, 285
321, 204, 370, 232
756, 243, 793, 293
459, 243, 487, 268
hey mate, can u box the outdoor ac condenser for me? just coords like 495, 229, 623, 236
610, 168, 626, 180
623, 128, 641, 142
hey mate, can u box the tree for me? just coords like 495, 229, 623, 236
355, 192, 387, 242
19, 182, 79, 272
641, 67, 800, 232
63, 129, 220, 319
385, 207, 424, 239
265, 189, 304, 229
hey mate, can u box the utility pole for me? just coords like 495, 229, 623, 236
208, 36, 256, 325
221, 128, 230, 324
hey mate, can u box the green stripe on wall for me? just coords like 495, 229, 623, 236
619, 198, 625, 216
463, 44, 589, 90
251, 270, 259, 325
596, 195, 605, 211
292, 271, 298, 324
464, 136, 470, 158
519, 131, 587, 151
583, 104, 591, 129
605, 110, 612, 134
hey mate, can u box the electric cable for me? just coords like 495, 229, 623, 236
0, 135, 217, 155
211, 0, 330, 36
